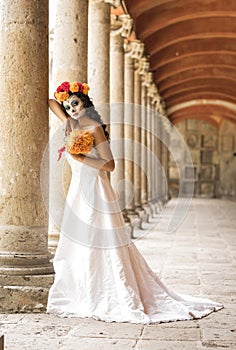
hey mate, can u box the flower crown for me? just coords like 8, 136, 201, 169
54, 81, 90, 103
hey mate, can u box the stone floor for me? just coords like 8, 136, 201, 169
1, 198, 236, 350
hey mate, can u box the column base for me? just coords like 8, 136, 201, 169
148, 201, 157, 218
122, 210, 133, 238
155, 199, 164, 214
0, 273, 54, 313
48, 232, 60, 253
126, 210, 142, 233
140, 203, 152, 222
135, 206, 148, 223
0, 225, 55, 312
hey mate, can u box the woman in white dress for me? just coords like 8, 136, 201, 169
46, 81, 223, 324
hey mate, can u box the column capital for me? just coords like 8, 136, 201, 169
90, 0, 121, 6
124, 39, 144, 59
103, 0, 121, 7
158, 100, 166, 115
143, 71, 153, 88
137, 57, 150, 76
148, 82, 158, 99
153, 93, 161, 108
111, 14, 133, 38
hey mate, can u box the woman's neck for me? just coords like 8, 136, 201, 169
70, 115, 92, 129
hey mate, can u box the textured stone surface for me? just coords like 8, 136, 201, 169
110, 15, 125, 211
1, 198, 236, 349
88, 0, 110, 107
52, 0, 88, 83
0, 0, 49, 226
0, 0, 54, 310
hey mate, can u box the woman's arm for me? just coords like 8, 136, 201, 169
48, 99, 72, 135
48, 99, 68, 122
72, 154, 115, 172
71, 125, 115, 172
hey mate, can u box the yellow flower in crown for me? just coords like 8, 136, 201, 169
70, 82, 79, 93
54, 91, 69, 102
82, 83, 90, 95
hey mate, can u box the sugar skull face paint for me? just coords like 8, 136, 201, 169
63, 95, 85, 120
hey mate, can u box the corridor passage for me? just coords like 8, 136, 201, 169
1, 198, 235, 350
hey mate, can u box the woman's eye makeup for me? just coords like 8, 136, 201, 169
64, 100, 79, 111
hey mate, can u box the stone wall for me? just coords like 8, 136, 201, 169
219, 120, 236, 199
169, 119, 236, 201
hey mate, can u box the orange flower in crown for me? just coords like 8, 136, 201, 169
54, 81, 90, 103
82, 83, 90, 95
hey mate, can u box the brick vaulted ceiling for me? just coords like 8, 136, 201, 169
124, 0, 236, 126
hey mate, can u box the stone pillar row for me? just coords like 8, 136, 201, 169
0, 0, 169, 312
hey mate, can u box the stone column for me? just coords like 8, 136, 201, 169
147, 83, 159, 215
123, 40, 142, 231
49, 0, 88, 251
146, 78, 155, 217
88, 0, 110, 112
0, 0, 54, 312
162, 122, 170, 203
133, 65, 142, 212
133, 44, 147, 222
156, 98, 164, 206
159, 102, 169, 204
141, 82, 150, 220
151, 98, 157, 211
139, 58, 151, 221
146, 92, 152, 212
110, 14, 133, 231
52, 0, 88, 83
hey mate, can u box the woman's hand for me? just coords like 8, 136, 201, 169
77, 154, 85, 162
71, 154, 85, 163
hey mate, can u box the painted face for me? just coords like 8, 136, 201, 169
63, 95, 85, 120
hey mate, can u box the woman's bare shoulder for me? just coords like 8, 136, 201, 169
86, 122, 103, 132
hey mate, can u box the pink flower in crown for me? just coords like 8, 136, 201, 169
57, 81, 70, 93
77, 82, 84, 92
56, 85, 64, 93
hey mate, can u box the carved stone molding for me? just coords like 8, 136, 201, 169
143, 71, 153, 87
158, 101, 166, 115
105, 0, 121, 7
111, 14, 133, 38
137, 57, 150, 76
124, 39, 144, 60
147, 82, 157, 98
93, 0, 121, 6
148, 84, 161, 108
153, 93, 161, 108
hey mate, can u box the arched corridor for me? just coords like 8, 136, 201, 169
0, 0, 236, 349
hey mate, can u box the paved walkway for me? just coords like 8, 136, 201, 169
1, 198, 236, 350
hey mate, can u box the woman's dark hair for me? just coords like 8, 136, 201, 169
61, 91, 110, 142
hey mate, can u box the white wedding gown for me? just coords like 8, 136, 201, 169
47, 143, 223, 324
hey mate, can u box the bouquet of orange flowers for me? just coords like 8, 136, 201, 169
57, 129, 94, 161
